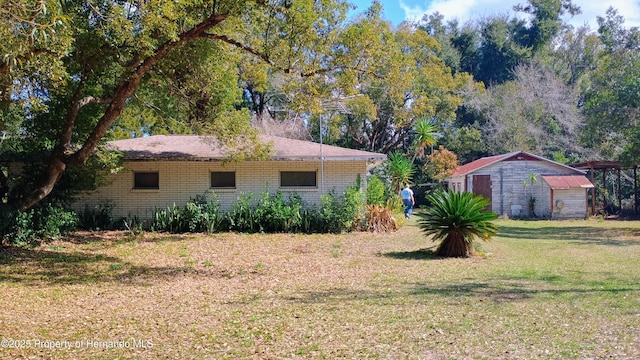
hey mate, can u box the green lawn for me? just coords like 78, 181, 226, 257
1, 218, 639, 359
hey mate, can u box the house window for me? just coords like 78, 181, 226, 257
280, 171, 317, 187
211, 171, 236, 188
134, 172, 159, 189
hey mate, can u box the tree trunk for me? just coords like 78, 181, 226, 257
17, 156, 67, 211
0, 165, 8, 201
436, 232, 471, 257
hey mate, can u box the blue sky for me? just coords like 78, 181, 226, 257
348, 0, 640, 30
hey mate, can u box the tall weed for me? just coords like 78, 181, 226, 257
150, 195, 223, 233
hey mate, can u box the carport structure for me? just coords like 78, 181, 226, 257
569, 161, 639, 215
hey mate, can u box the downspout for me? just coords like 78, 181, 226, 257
618, 168, 622, 212
550, 189, 554, 219
500, 167, 504, 216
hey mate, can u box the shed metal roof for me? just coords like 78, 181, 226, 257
542, 175, 594, 189
449, 151, 585, 177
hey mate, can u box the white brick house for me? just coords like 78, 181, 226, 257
74, 135, 386, 219
445, 151, 594, 219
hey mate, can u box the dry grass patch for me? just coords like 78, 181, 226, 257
1, 218, 640, 359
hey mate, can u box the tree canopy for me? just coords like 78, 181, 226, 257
1, 0, 355, 210
2, 0, 640, 213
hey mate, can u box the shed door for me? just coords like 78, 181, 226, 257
472, 175, 492, 212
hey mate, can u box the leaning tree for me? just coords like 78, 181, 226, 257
0, 0, 357, 211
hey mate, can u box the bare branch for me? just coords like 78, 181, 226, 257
201, 33, 275, 66
202, 34, 383, 78
69, 13, 229, 165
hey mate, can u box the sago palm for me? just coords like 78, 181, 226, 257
419, 190, 499, 257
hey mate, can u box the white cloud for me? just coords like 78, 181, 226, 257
402, 0, 640, 30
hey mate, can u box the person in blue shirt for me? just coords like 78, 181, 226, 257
400, 183, 415, 219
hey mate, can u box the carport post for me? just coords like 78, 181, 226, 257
618, 168, 622, 212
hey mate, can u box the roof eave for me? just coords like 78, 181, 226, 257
122, 156, 387, 162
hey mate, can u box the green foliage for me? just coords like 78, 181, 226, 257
581, 12, 640, 163
412, 118, 438, 160
315, 193, 344, 234
311, 185, 364, 233
1, 0, 356, 210
366, 175, 386, 206
312, 9, 469, 154
222, 184, 364, 234
253, 191, 304, 233
151, 195, 223, 234
338, 184, 366, 231
386, 152, 415, 193
147, 186, 364, 235
225, 193, 259, 232
1, 204, 78, 246
419, 190, 499, 257
513, 0, 581, 53
78, 203, 115, 230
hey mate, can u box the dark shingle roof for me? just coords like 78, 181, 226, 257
107, 135, 386, 162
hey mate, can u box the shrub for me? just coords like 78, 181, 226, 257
255, 192, 304, 233
316, 192, 343, 233
314, 185, 364, 233
339, 184, 365, 231
225, 193, 258, 232
150, 195, 223, 233
1, 204, 78, 246
78, 203, 114, 230
41, 205, 78, 238
366, 175, 386, 206
418, 190, 499, 257
147, 185, 364, 235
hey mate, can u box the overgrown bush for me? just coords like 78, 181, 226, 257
1, 184, 369, 244
78, 203, 114, 230
315, 184, 365, 233
151, 195, 223, 233
225, 193, 259, 232
1, 204, 78, 246
315, 192, 343, 233
366, 175, 386, 206
221, 186, 365, 234
339, 184, 365, 230
253, 191, 304, 233
227, 192, 307, 233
